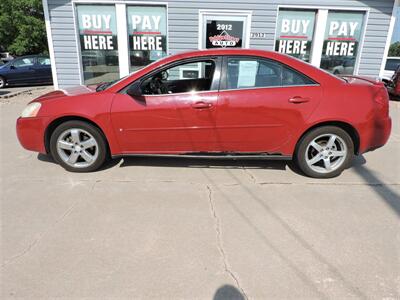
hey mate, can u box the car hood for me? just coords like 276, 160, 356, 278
60, 85, 97, 96
32, 85, 97, 103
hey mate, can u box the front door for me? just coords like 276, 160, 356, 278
216, 56, 322, 153
6, 57, 36, 84
110, 58, 222, 153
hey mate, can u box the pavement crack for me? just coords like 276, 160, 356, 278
2, 198, 81, 268
206, 185, 249, 300
242, 167, 257, 184
91, 179, 101, 191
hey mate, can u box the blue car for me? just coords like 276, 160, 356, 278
0, 55, 53, 89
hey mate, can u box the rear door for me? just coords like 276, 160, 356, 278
216, 56, 322, 153
34, 57, 53, 83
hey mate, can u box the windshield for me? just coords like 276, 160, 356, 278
96, 76, 128, 92
385, 59, 400, 71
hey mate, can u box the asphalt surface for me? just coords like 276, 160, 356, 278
1, 87, 400, 299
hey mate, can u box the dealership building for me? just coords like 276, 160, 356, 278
42, 0, 399, 89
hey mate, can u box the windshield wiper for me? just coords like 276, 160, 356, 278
96, 80, 117, 92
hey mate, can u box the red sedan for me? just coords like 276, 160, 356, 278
16, 49, 391, 178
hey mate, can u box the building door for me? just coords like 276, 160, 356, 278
199, 11, 252, 49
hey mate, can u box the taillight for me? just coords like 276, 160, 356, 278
373, 86, 389, 116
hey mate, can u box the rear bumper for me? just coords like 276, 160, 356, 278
16, 116, 48, 154
359, 116, 392, 154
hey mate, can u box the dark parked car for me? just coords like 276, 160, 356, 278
387, 65, 400, 98
0, 55, 53, 88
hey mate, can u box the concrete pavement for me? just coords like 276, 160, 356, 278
1, 88, 399, 299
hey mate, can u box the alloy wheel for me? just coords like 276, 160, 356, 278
305, 133, 347, 174
56, 128, 99, 168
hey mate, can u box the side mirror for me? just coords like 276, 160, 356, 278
126, 81, 142, 98
10, 65, 16, 69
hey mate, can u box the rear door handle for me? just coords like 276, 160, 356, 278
192, 101, 213, 109
289, 96, 310, 104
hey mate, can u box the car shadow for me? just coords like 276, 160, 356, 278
37, 153, 121, 172
38, 153, 368, 176
38, 152, 303, 174
118, 155, 303, 173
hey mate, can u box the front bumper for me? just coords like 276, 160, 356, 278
16, 116, 49, 154
359, 116, 392, 154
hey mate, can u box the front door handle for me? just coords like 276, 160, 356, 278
289, 96, 310, 104
192, 101, 213, 109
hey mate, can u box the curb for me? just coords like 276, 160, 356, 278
0, 86, 52, 100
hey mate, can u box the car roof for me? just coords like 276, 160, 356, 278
173, 48, 288, 60
13, 54, 49, 59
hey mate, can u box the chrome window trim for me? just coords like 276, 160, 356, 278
133, 83, 321, 97
218, 83, 321, 93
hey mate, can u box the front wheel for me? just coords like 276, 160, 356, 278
295, 126, 354, 178
50, 120, 108, 172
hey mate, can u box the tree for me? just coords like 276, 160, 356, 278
389, 42, 400, 57
0, 0, 48, 56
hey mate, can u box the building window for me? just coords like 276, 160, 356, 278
275, 7, 366, 75
76, 4, 119, 85
320, 11, 365, 75
127, 5, 167, 72
275, 9, 316, 62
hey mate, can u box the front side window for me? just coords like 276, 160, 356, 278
226, 58, 315, 90
127, 6, 168, 73
76, 4, 119, 85
320, 11, 365, 75
141, 60, 216, 95
13, 58, 35, 68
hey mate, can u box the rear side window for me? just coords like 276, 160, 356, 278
385, 59, 400, 71
226, 57, 316, 90
37, 57, 51, 65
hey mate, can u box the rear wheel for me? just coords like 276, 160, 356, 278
50, 120, 108, 172
295, 126, 354, 178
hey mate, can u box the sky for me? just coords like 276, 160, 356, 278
391, 8, 400, 42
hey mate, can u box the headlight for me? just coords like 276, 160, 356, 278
21, 102, 41, 118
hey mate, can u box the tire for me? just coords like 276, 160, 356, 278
0, 76, 6, 89
50, 120, 108, 172
295, 126, 354, 178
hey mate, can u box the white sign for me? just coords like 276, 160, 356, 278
325, 21, 359, 56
